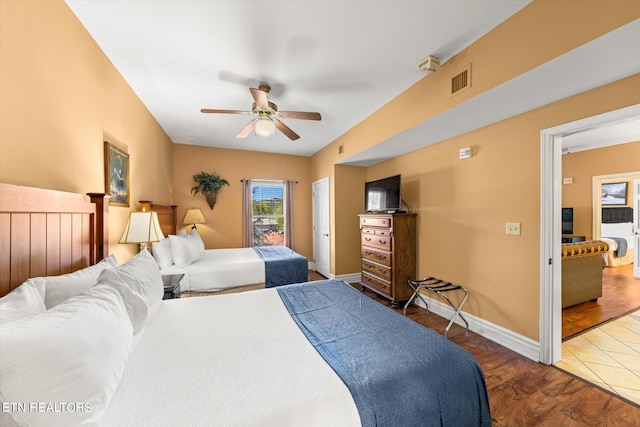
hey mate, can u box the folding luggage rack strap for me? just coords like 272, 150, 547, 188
403, 277, 469, 338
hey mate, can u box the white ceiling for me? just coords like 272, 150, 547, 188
65, 1, 640, 165
561, 117, 640, 154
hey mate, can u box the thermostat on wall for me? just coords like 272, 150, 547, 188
459, 147, 472, 159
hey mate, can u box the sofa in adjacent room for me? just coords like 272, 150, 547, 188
561, 240, 609, 308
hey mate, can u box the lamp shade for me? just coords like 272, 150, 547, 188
183, 208, 206, 226
119, 211, 165, 244
255, 118, 275, 136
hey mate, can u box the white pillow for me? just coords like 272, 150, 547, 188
0, 284, 133, 427
190, 227, 206, 255
102, 253, 120, 267
169, 233, 202, 268
151, 237, 174, 269
0, 281, 46, 326
97, 250, 163, 339
29, 254, 120, 309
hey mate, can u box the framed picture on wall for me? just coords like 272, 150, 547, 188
601, 182, 627, 206
104, 142, 130, 207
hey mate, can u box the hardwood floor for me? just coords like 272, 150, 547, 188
308, 272, 640, 424
368, 288, 640, 425
563, 264, 640, 339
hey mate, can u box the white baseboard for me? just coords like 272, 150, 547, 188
412, 296, 540, 362
332, 272, 362, 284
308, 266, 361, 284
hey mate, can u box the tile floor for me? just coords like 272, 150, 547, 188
556, 310, 640, 406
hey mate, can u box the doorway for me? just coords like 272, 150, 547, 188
539, 103, 640, 365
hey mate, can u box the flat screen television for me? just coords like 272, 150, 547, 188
365, 174, 402, 212
562, 208, 573, 235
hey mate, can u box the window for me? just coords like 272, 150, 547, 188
251, 180, 285, 246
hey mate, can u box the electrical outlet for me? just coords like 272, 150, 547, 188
459, 147, 472, 159
505, 222, 521, 235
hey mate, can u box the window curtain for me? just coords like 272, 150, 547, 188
241, 179, 253, 247
284, 180, 294, 249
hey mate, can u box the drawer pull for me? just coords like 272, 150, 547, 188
364, 276, 388, 290
363, 263, 389, 277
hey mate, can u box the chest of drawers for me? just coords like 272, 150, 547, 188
358, 213, 416, 307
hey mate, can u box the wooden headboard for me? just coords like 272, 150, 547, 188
139, 201, 177, 237
0, 183, 108, 297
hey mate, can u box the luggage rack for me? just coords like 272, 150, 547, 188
404, 277, 469, 338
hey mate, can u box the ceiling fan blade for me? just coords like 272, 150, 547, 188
250, 87, 270, 110
201, 109, 251, 115
278, 111, 321, 121
236, 120, 256, 138
274, 120, 300, 141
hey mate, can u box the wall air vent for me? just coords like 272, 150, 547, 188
451, 64, 471, 95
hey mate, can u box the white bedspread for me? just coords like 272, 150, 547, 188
160, 248, 265, 292
101, 289, 361, 427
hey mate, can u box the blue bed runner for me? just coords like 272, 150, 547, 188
253, 246, 308, 288
277, 279, 491, 427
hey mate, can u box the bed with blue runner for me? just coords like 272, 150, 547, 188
602, 236, 628, 257
253, 246, 308, 288
277, 279, 492, 427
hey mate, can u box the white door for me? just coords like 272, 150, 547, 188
312, 178, 331, 278
633, 179, 640, 278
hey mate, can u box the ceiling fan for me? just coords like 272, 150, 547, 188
201, 84, 321, 141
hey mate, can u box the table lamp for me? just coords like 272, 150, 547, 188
119, 211, 165, 250
183, 208, 206, 230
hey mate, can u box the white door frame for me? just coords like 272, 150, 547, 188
312, 177, 331, 278
539, 103, 640, 364
633, 179, 640, 278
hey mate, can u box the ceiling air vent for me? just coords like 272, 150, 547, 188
451, 64, 471, 95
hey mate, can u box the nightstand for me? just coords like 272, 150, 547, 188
162, 274, 184, 300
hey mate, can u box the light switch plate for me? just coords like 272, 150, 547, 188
506, 222, 521, 235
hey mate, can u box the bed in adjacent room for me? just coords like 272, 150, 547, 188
0, 184, 492, 427
601, 221, 635, 267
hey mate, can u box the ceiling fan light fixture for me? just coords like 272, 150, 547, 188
202, 85, 320, 140
255, 118, 275, 137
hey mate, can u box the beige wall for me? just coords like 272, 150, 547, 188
562, 142, 640, 239
2, 0, 640, 343
312, 0, 640, 277
363, 78, 640, 339
311, 1, 640, 340
0, 0, 174, 263
173, 144, 313, 259
333, 165, 367, 275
